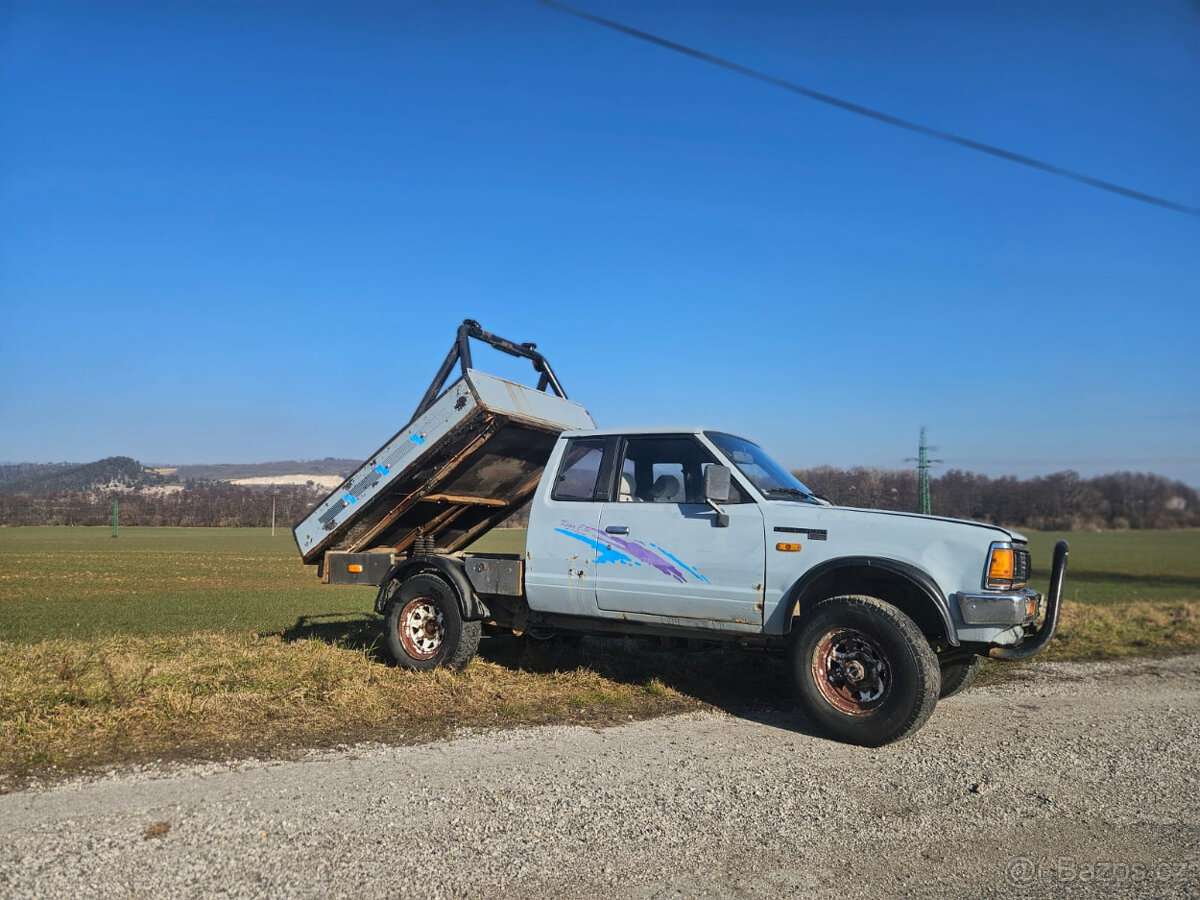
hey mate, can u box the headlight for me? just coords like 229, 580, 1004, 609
984, 542, 1030, 590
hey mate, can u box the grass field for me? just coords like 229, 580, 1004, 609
0, 527, 375, 643
1, 526, 1197, 787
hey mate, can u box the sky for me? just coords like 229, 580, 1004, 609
2, 0, 1198, 485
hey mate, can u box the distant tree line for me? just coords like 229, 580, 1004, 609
0, 484, 327, 528
0, 469, 1195, 531
0, 462, 75, 486
795, 467, 1199, 530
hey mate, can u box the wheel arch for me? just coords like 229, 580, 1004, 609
782, 557, 956, 646
373, 554, 489, 621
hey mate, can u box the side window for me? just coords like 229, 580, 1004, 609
619, 436, 749, 504
552, 438, 606, 501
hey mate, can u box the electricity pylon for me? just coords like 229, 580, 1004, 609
906, 427, 943, 515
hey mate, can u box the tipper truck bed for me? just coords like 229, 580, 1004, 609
294, 321, 595, 580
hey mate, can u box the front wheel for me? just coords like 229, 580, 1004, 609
939, 656, 981, 699
383, 573, 480, 670
790, 594, 941, 746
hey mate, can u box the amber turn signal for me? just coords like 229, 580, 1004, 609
987, 548, 1014, 580
347, 564, 363, 573
775, 542, 802, 552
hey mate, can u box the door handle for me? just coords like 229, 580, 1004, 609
605, 525, 629, 535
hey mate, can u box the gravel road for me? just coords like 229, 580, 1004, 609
2, 654, 1198, 899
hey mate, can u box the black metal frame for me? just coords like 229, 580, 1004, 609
411, 319, 569, 422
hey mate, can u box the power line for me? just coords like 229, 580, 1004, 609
541, 0, 1200, 218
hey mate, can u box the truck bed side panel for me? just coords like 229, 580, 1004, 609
293, 371, 593, 564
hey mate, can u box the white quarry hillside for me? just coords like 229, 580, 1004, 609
230, 474, 344, 489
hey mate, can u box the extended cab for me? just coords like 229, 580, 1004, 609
295, 322, 1068, 745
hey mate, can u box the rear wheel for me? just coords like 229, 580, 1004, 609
790, 594, 941, 746
383, 573, 480, 670
939, 656, 981, 698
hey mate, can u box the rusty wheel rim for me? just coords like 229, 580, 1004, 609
810, 627, 891, 716
398, 598, 444, 660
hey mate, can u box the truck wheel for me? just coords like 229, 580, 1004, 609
383, 573, 481, 671
939, 656, 981, 699
790, 595, 941, 747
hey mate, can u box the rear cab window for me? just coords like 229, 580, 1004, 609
552, 438, 607, 501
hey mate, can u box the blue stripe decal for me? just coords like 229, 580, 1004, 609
554, 528, 639, 567
650, 543, 712, 583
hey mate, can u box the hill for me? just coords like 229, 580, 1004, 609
0, 462, 76, 486
0, 457, 172, 494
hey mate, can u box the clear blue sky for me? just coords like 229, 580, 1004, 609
2, 1, 1198, 484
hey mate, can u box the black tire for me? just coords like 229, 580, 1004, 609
382, 573, 480, 671
939, 656, 981, 699
789, 594, 941, 747
523, 628, 583, 648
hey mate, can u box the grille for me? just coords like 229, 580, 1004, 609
1014, 549, 1031, 583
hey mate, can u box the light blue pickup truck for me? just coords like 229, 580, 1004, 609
296, 321, 1067, 746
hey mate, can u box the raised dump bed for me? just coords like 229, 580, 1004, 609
293, 322, 594, 577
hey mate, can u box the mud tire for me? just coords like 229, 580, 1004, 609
790, 594, 941, 746
383, 573, 480, 671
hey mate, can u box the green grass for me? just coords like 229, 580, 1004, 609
1, 525, 1197, 640
0, 526, 528, 644
1022, 529, 1200, 605
1, 526, 1197, 645
467, 527, 527, 554
0, 527, 375, 643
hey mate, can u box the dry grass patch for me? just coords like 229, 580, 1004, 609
1049, 598, 1200, 660
0, 632, 701, 790
4, 599, 1198, 789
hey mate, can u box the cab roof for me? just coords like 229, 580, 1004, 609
561, 426, 741, 439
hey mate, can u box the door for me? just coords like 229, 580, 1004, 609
591, 435, 766, 629
523, 436, 607, 617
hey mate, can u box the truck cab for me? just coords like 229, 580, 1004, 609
525, 427, 1052, 654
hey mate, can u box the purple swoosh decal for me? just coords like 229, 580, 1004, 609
577, 524, 688, 583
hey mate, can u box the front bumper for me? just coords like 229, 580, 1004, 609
955, 587, 1043, 626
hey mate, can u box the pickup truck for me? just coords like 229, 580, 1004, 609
295, 321, 1068, 746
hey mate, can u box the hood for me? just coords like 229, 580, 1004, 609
767, 501, 1027, 543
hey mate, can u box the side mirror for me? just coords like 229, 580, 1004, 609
704, 465, 732, 503
703, 465, 731, 527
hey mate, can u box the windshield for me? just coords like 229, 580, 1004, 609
705, 432, 821, 503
